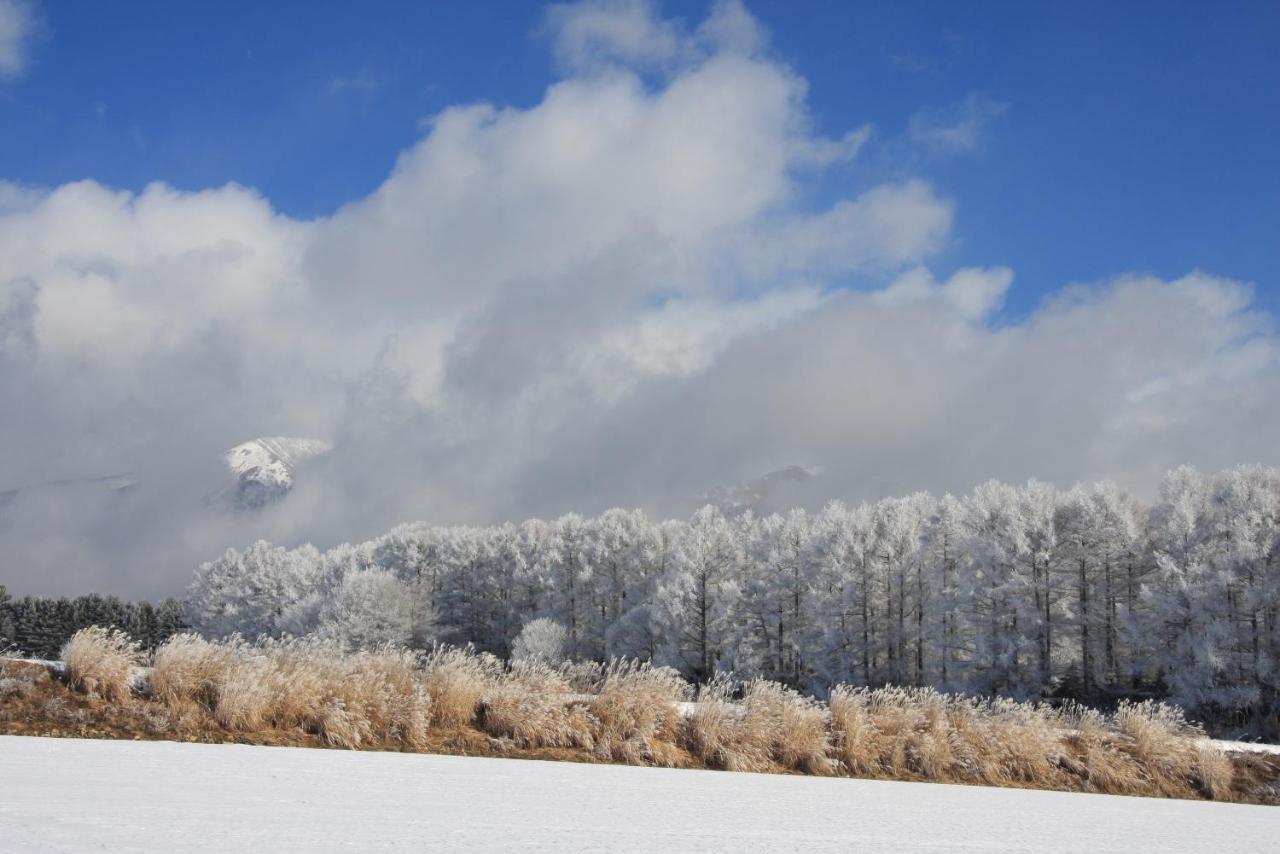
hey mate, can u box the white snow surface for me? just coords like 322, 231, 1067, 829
1212, 739, 1280, 755
2, 736, 1275, 853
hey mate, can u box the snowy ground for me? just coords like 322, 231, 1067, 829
1, 736, 1276, 853
1211, 738, 1280, 755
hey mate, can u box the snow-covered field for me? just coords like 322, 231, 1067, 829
1, 736, 1275, 853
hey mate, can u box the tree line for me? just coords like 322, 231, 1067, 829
0, 589, 185, 659
182, 464, 1280, 736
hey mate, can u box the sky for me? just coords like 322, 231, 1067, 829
1, 0, 1278, 597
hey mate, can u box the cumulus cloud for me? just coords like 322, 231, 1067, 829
546, 0, 764, 74
547, 0, 684, 71
0, 0, 35, 78
1, 1, 1277, 597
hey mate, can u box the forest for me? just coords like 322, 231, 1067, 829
0, 590, 185, 659
181, 464, 1280, 737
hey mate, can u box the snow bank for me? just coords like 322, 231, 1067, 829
1, 735, 1274, 853
1210, 739, 1280, 756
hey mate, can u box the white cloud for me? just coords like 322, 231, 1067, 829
0, 1, 1277, 596
546, 0, 683, 72
0, 0, 35, 78
909, 92, 1008, 154
874, 265, 1013, 321
546, 0, 765, 74
0, 180, 44, 213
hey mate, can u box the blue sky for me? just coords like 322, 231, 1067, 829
3, 1, 1277, 318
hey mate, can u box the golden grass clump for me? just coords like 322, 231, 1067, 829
1060, 703, 1145, 794
683, 674, 766, 772
422, 645, 502, 728
978, 697, 1064, 786
743, 679, 834, 774
350, 645, 433, 750
61, 626, 143, 703
830, 686, 949, 780
684, 677, 833, 774
828, 685, 885, 776
1196, 743, 1236, 801
480, 660, 595, 749
210, 644, 278, 732
588, 660, 688, 766
149, 633, 239, 709
1112, 700, 1204, 799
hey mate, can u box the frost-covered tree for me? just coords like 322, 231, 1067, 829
186, 541, 325, 639
1140, 465, 1280, 723
737, 509, 816, 685
921, 494, 966, 690
653, 506, 742, 681
1017, 480, 1060, 689
511, 617, 568, 664
318, 567, 420, 650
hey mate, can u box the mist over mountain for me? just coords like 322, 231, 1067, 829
702, 465, 821, 516
207, 437, 332, 512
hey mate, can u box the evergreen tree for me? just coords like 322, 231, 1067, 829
0, 584, 15, 651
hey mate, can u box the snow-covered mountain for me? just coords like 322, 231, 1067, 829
702, 465, 820, 516
207, 437, 332, 511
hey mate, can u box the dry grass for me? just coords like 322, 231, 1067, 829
422, 645, 501, 728
984, 698, 1067, 786
148, 634, 431, 749
683, 677, 833, 774
823, 686, 1239, 800
1059, 704, 1145, 794
60, 627, 142, 704
1112, 700, 1214, 800
682, 676, 831, 773
1197, 743, 1236, 801
683, 674, 766, 771
149, 634, 238, 709
32, 627, 1271, 803
480, 660, 594, 750
743, 680, 834, 774
588, 660, 687, 766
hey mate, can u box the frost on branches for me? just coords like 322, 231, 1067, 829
185, 464, 1280, 735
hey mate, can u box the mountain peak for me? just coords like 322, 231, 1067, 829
211, 437, 332, 510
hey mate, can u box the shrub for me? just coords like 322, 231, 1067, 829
510, 618, 568, 664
